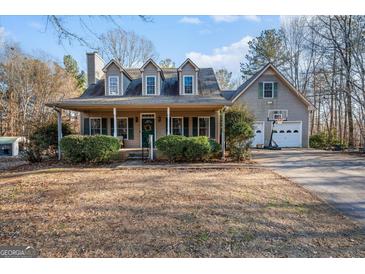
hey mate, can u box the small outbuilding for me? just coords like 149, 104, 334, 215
0, 137, 25, 157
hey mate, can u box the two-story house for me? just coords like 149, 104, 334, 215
47, 52, 313, 150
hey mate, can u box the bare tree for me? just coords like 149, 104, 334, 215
215, 68, 235, 90
97, 28, 157, 67
0, 43, 79, 137
159, 58, 176, 68
278, 16, 365, 148
45, 16, 151, 47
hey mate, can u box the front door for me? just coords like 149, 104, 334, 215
141, 115, 155, 147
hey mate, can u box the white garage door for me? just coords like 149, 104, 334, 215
272, 121, 302, 147
251, 121, 264, 147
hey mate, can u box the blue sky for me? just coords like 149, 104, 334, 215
0, 15, 280, 77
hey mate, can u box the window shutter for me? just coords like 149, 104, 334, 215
102, 118, 107, 135
273, 82, 278, 98
183, 117, 189, 137
83, 118, 90, 135
192, 117, 198, 136
110, 118, 114, 136
165, 117, 168, 135
258, 82, 263, 99
210, 117, 216, 139
128, 117, 134, 140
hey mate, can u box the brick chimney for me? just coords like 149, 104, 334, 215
86, 52, 105, 86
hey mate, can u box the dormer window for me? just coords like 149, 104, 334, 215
108, 76, 119, 95
183, 75, 193, 94
146, 76, 156, 95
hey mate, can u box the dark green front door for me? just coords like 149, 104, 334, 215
141, 117, 155, 147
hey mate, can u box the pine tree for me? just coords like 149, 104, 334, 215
63, 55, 86, 91
240, 29, 289, 78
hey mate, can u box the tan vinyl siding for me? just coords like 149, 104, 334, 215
142, 63, 159, 95
179, 62, 197, 95
105, 63, 122, 96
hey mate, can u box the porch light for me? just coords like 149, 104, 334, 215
158, 116, 161, 122
135, 116, 138, 123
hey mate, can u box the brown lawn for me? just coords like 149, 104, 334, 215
0, 165, 364, 257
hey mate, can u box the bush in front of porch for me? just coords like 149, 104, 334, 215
156, 135, 220, 162
61, 135, 120, 163
225, 105, 254, 161
26, 121, 74, 162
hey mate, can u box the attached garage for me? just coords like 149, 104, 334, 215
251, 121, 265, 147
272, 121, 302, 147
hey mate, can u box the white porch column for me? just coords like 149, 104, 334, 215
216, 110, 221, 144
57, 109, 62, 160
167, 107, 171, 135
221, 109, 225, 160
113, 107, 117, 137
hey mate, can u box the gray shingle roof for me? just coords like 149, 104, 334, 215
47, 67, 231, 109
47, 62, 312, 110
80, 67, 223, 98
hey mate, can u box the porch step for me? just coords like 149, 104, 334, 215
127, 151, 147, 160
128, 156, 144, 160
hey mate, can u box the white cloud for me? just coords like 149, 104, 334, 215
211, 15, 261, 23
29, 21, 44, 31
211, 16, 240, 23
186, 35, 252, 77
179, 16, 202, 25
243, 15, 261, 22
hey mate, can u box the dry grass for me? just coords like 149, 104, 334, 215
0, 165, 364, 257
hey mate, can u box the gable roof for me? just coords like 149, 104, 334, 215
178, 58, 199, 71
140, 58, 165, 80
230, 63, 313, 108
102, 59, 133, 80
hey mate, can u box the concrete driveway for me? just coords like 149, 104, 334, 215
252, 149, 365, 227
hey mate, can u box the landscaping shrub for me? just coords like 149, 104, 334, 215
310, 131, 346, 150
309, 132, 328, 149
155, 135, 186, 161
26, 121, 74, 162
60, 135, 86, 163
60, 135, 120, 163
225, 105, 254, 161
208, 139, 222, 157
83, 135, 120, 163
156, 135, 212, 162
184, 136, 211, 161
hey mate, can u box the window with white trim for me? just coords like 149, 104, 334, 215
146, 76, 156, 95
117, 118, 128, 139
172, 117, 183, 135
198, 117, 210, 137
183, 76, 193, 94
90, 118, 101, 135
108, 76, 119, 95
263, 82, 274, 98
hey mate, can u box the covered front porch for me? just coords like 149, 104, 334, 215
78, 106, 223, 148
